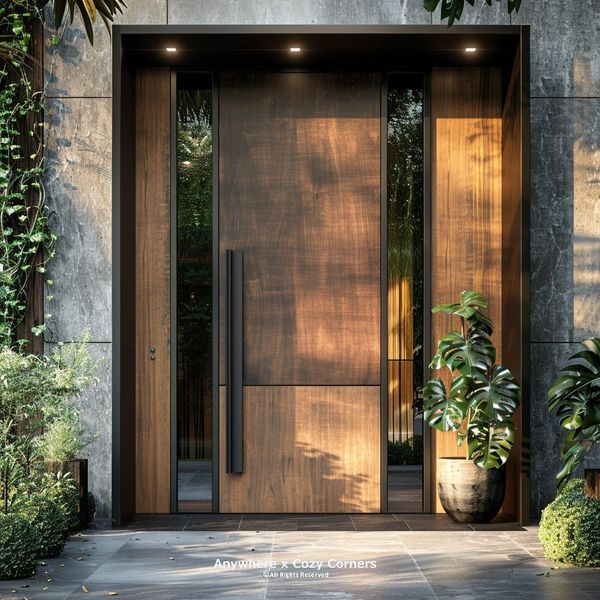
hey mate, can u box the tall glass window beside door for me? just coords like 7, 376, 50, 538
387, 75, 424, 512
176, 75, 213, 512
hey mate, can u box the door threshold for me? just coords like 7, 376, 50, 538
124, 513, 524, 532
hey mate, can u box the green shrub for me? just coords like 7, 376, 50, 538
16, 495, 69, 557
43, 420, 83, 465
0, 513, 38, 579
539, 479, 600, 567
42, 472, 81, 533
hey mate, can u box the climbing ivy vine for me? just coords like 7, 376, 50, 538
0, 2, 55, 349
1, 0, 124, 349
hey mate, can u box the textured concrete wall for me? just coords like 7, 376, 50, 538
43, 0, 600, 519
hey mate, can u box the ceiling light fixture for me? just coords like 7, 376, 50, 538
290, 47, 301, 52
465, 47, 477, 52
166, 47, 177, 52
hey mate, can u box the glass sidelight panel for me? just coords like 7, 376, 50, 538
387, 74, 424, 512
176, 75, 213, 512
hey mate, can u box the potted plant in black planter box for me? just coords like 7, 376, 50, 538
422, 291, 521, 523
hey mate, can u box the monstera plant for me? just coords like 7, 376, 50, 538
548, 338, 600, 491
422, 291, 521, 522
424, 291, 521, 467
424, 0, 522, 26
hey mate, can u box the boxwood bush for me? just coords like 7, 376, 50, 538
0, 514, 38, 580
42, 473, 81, 533
17, 495, 70, 557
539, 479, 600, 567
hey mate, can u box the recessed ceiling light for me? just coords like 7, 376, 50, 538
166, 47, 177, 52
465, 47, 477, 52
290, 47, 301, 53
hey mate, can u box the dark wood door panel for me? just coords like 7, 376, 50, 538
219, 72, 381, 386
219, 386, 381, 513
135, 67, 171, 513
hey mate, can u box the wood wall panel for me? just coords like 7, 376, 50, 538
219, 72, 381, 386
135, 67, 171, 514
219, 386, 381, 513
430, 67, 503, 512
502, 53, 526, 522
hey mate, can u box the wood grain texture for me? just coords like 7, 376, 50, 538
388, 277, 414, 443
219, 72, 381, 386
388, 360, 414, 443
219, 386, 380, 513
135, 67, 171, 514
502, 53, 524, 521
430, 67, 503, 512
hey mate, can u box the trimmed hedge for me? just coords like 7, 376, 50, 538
0, 514, 38, 580
43, 478, 81, 533
17, 495, 70, 558
539, 479, 600, 567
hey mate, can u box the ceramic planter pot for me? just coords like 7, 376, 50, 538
437, 457, 506, 523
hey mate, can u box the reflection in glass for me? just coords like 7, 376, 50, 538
176, 77, 213, 512
387, 75, 424, 512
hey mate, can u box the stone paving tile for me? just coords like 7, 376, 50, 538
0, 529, 134, 599
400, 514, 472, 531
352, 513, 410, 531
0, 526, 599, 599
184, 514, 243, 531
265, 531, 436, 599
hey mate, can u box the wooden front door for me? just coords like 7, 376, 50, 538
218, 72, 381, 513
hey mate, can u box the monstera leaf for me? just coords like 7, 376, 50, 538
469, 365, 520, 423
423, 376, 470, 432
430, 327, 495, 376
467, 420, 515, 469
423, 0, 522, 27
432, 290, 493, 335
548, 338, 600, 490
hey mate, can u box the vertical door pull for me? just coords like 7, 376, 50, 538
226, 249, 243, 473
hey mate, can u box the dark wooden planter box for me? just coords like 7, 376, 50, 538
584, 469, 600, 501
48, 458, 89, 525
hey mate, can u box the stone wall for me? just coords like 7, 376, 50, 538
43, 0, 600, 519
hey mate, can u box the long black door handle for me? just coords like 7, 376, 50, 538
225, 249, 243, 473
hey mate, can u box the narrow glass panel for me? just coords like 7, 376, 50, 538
176, 76, 213, 512
387, 75, 424, 513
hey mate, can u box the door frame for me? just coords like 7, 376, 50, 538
112, 25, 530, 525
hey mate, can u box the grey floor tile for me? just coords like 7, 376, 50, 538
1, 526, 599, 599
